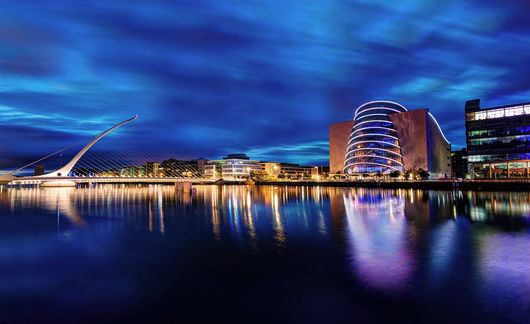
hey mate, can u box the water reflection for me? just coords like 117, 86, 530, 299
1, 185, 530, 239
343, 189, 413, 290
1, 185, 530, 229
1, 185, 530, 297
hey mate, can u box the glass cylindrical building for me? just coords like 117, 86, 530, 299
344, 101, 407, 174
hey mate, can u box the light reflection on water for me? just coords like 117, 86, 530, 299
0, 185, 530, 321
343, 190, 414, 290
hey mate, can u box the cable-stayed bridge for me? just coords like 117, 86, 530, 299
0, 115, 214, 187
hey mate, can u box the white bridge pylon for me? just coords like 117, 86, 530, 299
1, 115, 212, 187
38, 115, 139, 178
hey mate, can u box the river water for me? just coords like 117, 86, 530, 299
0, 185, 529, 323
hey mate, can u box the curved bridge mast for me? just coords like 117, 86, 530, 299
39, 115, 139, 178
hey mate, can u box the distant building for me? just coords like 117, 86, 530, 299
466, 99, 530, 178
34, 164, 45, 176
329, 120, 355, 174
196, 158, 208, 176
120, 166, 145, 177
451, 148, 468, 179
261, 162, 318, 180
204, 154, 261, 180
332, 100, 451, 178
97, 169, 120, 177
144, 162, 159, 177
160, 159, 204, 177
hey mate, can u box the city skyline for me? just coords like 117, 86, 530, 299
2, 1, 530, 168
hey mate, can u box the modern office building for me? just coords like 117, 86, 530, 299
204, 154, 261, 180
329, 120, 355, 174
331, 100, 451, 178
465, 99, 530, 178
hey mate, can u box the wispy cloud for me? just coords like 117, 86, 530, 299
245, 140, 329, 165
0, 0, 529, 167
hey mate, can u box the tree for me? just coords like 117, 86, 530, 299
418, 169, 430, 180
389, 170, 401, 178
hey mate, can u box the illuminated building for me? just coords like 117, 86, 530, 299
96, 169, 120, 177
204, 154, 261, 180
120, 166, 145, 177
203, 164, 217, 179
465, 99, 530, 178
160, 159, 205, 177
334, 100, 451, 178
261, 162, 319, 180
144, 162, 160, 177
196, 158, 208, 176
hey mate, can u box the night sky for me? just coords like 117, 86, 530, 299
1, 0, 530, 169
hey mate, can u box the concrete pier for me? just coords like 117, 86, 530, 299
175, 181, 192, 192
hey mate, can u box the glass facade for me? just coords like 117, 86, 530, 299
344, 101, 407, 174
465, 99, 530, 178
204, 157, 261, 180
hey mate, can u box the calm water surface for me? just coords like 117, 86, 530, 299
0, 185, 529, 323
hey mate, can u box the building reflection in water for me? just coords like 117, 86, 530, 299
0, 187, 85, 227
271, 187, 286, 246
1, 185, 530, 260
343, 189, 414, 290
466, 191, 530, 224
2, 183, 530, 321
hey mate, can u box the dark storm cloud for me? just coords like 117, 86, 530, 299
1, 0, 530, 168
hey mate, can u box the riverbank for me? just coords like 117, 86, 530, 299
253, 180, 530, 191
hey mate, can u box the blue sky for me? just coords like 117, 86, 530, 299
1, 0, 530, 168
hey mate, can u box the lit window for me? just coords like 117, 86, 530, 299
475, 112, 487, 120
487, 109, 504, 119
505, 106, 524, 117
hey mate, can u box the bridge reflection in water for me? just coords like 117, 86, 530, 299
2, 184, 530, 238
1, 185, 530, 321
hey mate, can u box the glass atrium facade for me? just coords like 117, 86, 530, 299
465, 99, 530, 178
344, 101, 407, 174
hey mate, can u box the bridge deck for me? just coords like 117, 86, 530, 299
9, 176, 214, 184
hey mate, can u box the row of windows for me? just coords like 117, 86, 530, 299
347, 147, 402, 156
346, 155, 402, 166
469, 135, 530, 145
352, 121, 393, 131
348, 139, 400, 151
346, 101, 406, 174
472, 161, 530, 178
468, 153, 530, 163
348, 164, 404, 173
467, 126, 530, 139
467, 105, 530, 121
